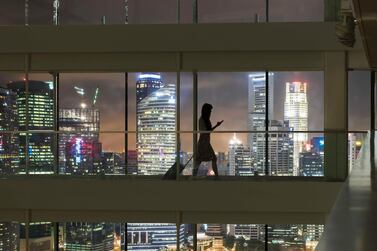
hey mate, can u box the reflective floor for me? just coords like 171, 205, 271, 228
316, 134, 377, 251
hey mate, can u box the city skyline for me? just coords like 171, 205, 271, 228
0, 71, 370, 153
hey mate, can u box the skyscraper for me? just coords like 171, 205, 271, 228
127, 223, 184, 250
7, 81, 55, 174
283, 82, 308, 176
0, 87, 19, 174
64, 222, 114, 251
132, 73, 183, 250
59, 107, 101, 175
248, 73, 274, 156
255, 120, 294, 176
228, 134, 252, 176
136, 73, 176, 175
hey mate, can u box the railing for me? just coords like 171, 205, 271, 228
0, 129, 368, 180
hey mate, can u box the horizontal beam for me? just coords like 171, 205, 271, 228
0, 23, 363, 53
0, 177, 342, 224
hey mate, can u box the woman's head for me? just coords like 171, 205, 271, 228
201, 103, 213, 120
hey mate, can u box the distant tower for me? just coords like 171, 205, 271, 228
228, 134, 252, 176
7, 80, 55, 174
284, 82, 308, 176
248, 73, 274, 173
136, 73, 176, 175
255, 120, 294, 176
0, 87, 19, 174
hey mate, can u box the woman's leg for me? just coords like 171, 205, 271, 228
193, 159, 201, 176
211, 154, 218, 176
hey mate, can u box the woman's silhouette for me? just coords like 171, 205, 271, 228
193, 103, 223, 176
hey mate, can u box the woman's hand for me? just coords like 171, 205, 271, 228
216, 120, 224, 127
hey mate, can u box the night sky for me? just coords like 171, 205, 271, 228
0, 0, 371, 152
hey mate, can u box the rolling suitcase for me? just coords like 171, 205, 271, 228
163, 156, 193, 180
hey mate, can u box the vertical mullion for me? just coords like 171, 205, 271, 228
265, 71, 269, 176
125, 0, 129, 24
176, 54, 181, 180
193, 0, 198, 23
53, 222, 59, 251
265, 0, 269, 22
124, 223, 128, 251
193, 72, 198, 176
193, 224, 197, 251
371, 71, 376, 170
125, 72, 128, 175
24, 0, 29, 25
177, 0, 181, 24
53, 73, 59, 175
264, 224, 268, 251
25, 54, 30, 175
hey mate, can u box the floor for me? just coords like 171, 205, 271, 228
316, 134, 377, 251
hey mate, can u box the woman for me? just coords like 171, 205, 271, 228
193, 103, 223, 176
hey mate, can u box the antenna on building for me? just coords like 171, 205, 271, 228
93, 87, 99, 106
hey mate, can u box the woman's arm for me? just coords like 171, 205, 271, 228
211, 120, 224, 131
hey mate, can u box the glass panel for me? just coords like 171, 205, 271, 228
20, 222, 53, 251
196, 224, 266, 250
348, 132, 366, 173
60, 0, 125, 25
348, 71, 370, 131
127, 223, 181, 250
29, 0, 53, 25
198, 0, 266, 23
0, 1, 24, 25
59, 73, 125, 132
60, 222, 117, 250
0, 222, 20, 250
198, 72, 251, 132
268, 224, 324, 250
59, 132, 124, 175
269, 0, 324, 22
128, 0, 178, 24
269, 71, 324, 131
129, 72, 177, 176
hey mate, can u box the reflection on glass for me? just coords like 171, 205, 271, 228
20, 222, 52, 251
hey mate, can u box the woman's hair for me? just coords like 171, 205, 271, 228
201, 103, 213, 130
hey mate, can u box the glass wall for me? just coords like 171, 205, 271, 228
0, 0, 330, 25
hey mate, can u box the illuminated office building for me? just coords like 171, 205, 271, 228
19, 222, 52, 251
101, 152, 125, 175
0, 222, 19, 251
136, 73, 176, 175
284, 82, 308, 176
234, 224, 263, 241
64, 222, 114, 251
59, 105, 101, 175
268, 225, 305, 250
255, 120, 294, 176
228, 134, 253, 176
127, 223, 184, 250
7, 81, 54, 174
0, 87, 19, 174
132, 73, 180, 249
248, 73, 274, 164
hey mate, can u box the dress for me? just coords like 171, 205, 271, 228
196, 117, 216, 162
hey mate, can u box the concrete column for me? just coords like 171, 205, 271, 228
324, 52, 348, 180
